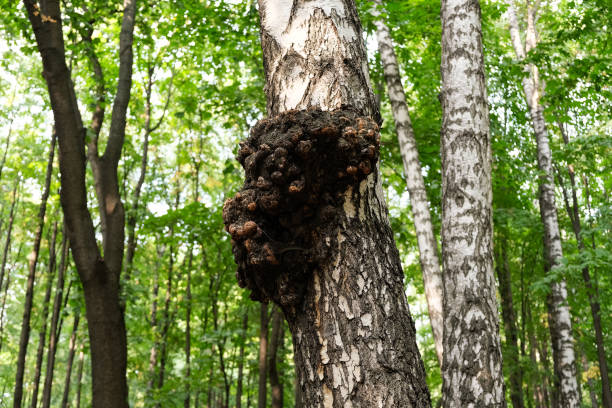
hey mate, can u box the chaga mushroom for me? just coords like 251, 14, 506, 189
222, 108, 380, 307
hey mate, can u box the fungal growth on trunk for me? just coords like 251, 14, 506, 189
223, 108, 379, 307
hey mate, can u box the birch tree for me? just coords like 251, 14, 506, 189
222, 1, 431, 406
440, 0, 506, 404
506, 3, 580, 406
370, 0, 444, 366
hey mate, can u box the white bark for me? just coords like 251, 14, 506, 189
440, 0, 506, 405
251, 1, 431, 406
370, 0, 444, 366
506, 4, 580, 406
258, 0, 379, 120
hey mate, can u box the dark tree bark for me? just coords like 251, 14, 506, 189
22, 0, 136, 405
222, 2, 430, 406
0, 244, 22, 355
495, 237, 525, 408
440, 0, 506, 404
0, 120, 12, 183
258, 303, 269, 408
30, 223, 59, 408
75, 343, 85, 408
0, 178, 19, 300
268, 306, 284, 408
184, 249, 193, 408
145, 248, 163, 402
61, 313, 80, 408
41, 235, 68, 408
236, 309, 249, 408
155, 241, 175, 404
14, 130, 56, 408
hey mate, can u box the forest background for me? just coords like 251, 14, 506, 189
0, 0, 609, 406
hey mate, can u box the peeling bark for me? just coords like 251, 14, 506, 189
225, 1, 431, 406
370, 0, 444, 366
440, 0, 506, 404
506, 3, 580, 406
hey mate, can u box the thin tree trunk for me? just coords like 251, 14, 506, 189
61, 313, 80, 408
0, 120, 12, 183
155, 191, 180, 406
258, 303, 268, 408
30, 223, 59, 408
268, 306, 283, 408
236, 309, 248, 408
75, 343, 85, 408
506, 5, 580, 405
0, 178, 19, 297
556, 120, 612, 407
184, 249, 193, 408
125, 64, 172, 279
496, 237, 525, 408
525, 294, 546, 408
225, 2, 430, 405
0, 244, 22, 355
23, 0, 136, 405
14, 131, 56, 408
146, 248, 163, 402
370, 0, 444, 365
41, 235, 68, 408
440, 0, 505, 404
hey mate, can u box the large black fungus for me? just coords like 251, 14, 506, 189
222, 108, 380, 307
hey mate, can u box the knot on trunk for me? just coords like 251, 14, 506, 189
222, 108, 380, 307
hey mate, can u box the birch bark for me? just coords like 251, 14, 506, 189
440, 0, 506, 404
370, 0, 444, 366
506, 4, 580, 406
244, 1, 431, 406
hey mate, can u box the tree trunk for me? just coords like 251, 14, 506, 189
506, 4, 580, 406
61, 313, 80, 408
75, 343, 85, 408
125, 62, 172, 279
14, 130, 56, 408
0, 178, 19, 300
268, 306, 284, 408
495, 237, 525, 408
223, 2, 430, 406
236, 309, 249, 408
23, 0, 135, 405
155, 190, 180, 406
556, 121, 612, 408
371, 0, 444, 365
0, 244, 22, 355
41, 235, 68, 408
258, 303, 268, 408
146, 249, 163, 402
184, 249, 193, 408
30, 223, 59, 408
0, 121, 12, 183
440, 0, 505, 404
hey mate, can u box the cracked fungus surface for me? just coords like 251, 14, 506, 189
223, 108, 380, 307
